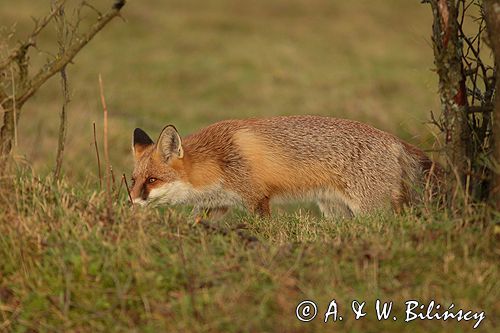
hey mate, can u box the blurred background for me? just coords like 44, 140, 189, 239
0, 0, 439, 181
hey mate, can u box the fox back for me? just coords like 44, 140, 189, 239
130, 115, 439, 218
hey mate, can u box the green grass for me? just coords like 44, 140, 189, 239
0, 175, 498, 332
1, 1, 499, 332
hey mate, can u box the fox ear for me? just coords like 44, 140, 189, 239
156, 125, 183, 159
133, 128, 154, 160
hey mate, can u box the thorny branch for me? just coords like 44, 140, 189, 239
53, 1, 71, 181
425, 0, 496, 204
0, 0, 68, 73
0, 0, 126, 172
16, 1, 126, 107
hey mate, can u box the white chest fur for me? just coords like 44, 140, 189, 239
148, 181, 242, 208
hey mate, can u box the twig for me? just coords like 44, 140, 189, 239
428, 109, 444, 132
110, 165, 116, 191
54, 65, 69, 181
458, 24, 489, 90
92, 122, 102, 189
53, 1, 70, 181
1, 0, 127, 171
16, 1, 127, 108
99, 74, 113, 222
0, 0, 68, 72
466, 105, 493, 114
81, 1, 103, 17
9, 65, 17, 147
122, 173, 133, 205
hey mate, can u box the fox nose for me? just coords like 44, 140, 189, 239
130, 184, 148, 204
140, 186, 149, 200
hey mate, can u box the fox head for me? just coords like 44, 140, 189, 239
130, 126, 186, 206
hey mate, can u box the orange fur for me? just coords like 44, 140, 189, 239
130, 115, 441, 218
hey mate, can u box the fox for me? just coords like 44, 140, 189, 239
130, 115, 441, 219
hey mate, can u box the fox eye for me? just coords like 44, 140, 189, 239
147, 177, 157, 184
130, 177, 136, 186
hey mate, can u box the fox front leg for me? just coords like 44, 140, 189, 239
192, 206, 229, 223
249, 197, 271, 218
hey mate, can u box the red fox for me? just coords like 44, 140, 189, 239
130, 115, 440, 219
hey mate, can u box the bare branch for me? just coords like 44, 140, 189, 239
9, 65, 17, 147
1, 0, 127, 173
459, 22, 489, 90
54, 1, 71, 181
483, 0, 500, 209
54, 66, 69, 181
17, 1, 126, 107
0, 0, 68, 72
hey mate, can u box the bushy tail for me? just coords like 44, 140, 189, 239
399, 140, 444, 204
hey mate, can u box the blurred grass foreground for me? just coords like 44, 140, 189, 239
0, 1, 498, 332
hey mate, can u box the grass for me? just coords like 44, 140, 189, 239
0, 175, 498, 332
0, 0, 499, 332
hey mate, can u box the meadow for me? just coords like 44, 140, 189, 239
0, 0, 498, 332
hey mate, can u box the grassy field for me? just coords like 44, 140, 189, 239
1, 0, 441, 180
1, 0, 499, 332
0, 176, 498, 332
